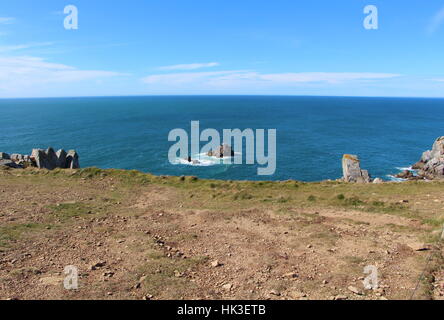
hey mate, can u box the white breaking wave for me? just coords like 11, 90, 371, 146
174, 158, 218, 167
395, 166, 414, 171
172, 152, 242, 167
386, 174, 406, 182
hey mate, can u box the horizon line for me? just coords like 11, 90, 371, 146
1, 94, 444, 100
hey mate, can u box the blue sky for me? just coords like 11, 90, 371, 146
1, 0, 444, 98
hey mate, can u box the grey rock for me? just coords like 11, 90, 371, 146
56, 149, 68, 168
412, 137, 444, 180
373, 178, 384, 184
431, 137, 444, 158
361, 170, 370, 182
421, 150, 432, 163
0, 152, 10, 160
45, 148, 58, 170
31, 149, 46, 169
31, 148, 55, 170
208, 144, 235, 158
342, 154, 371, 183
10, 154, 23, 162
0, 159, 22, 169
435, 164, 444, 177
66, 150, 80, 169
396, 170, 414, 179
6, 148, 79, 170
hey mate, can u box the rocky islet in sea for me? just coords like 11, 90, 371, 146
0, 147, 79, 170
1, 137, 443, 182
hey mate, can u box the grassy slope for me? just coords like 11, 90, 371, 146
1, 166, 444, 300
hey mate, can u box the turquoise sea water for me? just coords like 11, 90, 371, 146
0, 96, 443, 181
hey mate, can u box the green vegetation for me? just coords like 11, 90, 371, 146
0, 223, 47, 249
137, 249, 208, 298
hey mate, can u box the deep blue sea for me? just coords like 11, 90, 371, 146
0, 96, 443, 181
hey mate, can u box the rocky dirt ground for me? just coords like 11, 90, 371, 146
1, 167, 444, 300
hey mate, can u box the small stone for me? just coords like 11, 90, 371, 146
90, 261, 106, 270
222, 283, 233, 291
283, 272, 298, 279
407, 243, 430, 251
211, 260, 222, 268
289, 291, 307, 299
348, 286, 362, 295
269, 289, 280, 296
334, 295, 348, 300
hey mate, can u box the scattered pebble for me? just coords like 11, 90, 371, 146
211, 260, 222, 268
348, 286, 362, 295
222, 283, 233, 291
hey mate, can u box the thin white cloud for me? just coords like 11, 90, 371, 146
0, 56, 128, 92
143, 70, 244, 84
427, 6, 444, 34
0, 17, 15, 25
158, 62, 220, 71
0, 42, 54, 53
142, 70, 400, 86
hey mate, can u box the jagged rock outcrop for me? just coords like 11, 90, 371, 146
0, 159, 21, 168
46, 148, 58, 170
342, 154, 371, 183
0, 152, 10, 160
10, 154, 23, 162
66, 150, 80, 169
412, 137, 444, 180
395, 170, 414, 179
31, 149, 51, 169
1, 148, 80, 170
56, 149, 67, 168
208, 144, 235, 158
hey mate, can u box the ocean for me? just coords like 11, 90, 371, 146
0, 96, 443, 181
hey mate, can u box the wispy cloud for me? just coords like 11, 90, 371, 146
142, 70, 400, 86
158, 62, 220, 71
0, 42, 54, 53
427, 6, 444, 34
0, 17, 15, 25
0, 56, 128, 93
143, 70, 241, 84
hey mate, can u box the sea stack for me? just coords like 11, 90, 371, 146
342, 154, 371, 183
412, 136, 444, 180
208, 144, 235, 158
